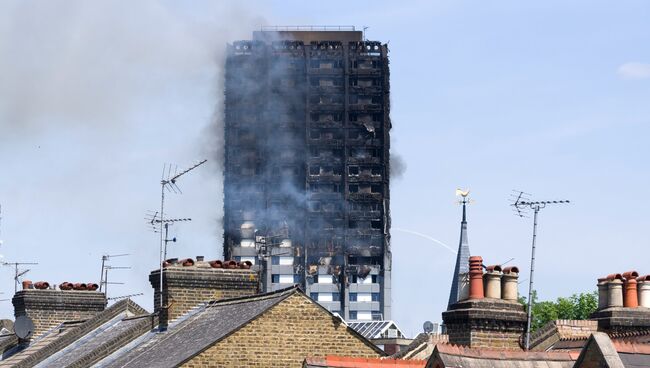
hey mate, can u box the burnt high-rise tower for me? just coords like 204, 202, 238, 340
223, 27, 391, 321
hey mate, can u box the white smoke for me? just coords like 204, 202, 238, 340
0, 1, 264, 313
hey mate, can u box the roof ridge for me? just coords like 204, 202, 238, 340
205, 284, 299, 307
435, 343, 576, 361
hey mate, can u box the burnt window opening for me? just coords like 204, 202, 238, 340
349, 220, 359, 229
310, 148, 319, 158
322, 202, 339, 212
310, 130, 320, 139
308, 201, 321, 211
348, 130, 360, 139
371, 185, 382, 194
309, 166, 319, 175
349, 166, 359, 175
349, 184, 359, 193
371, 220, 382, 229
371, 167, 382, 176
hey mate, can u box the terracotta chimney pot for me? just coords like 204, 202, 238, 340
607, 278, 624, 308
624, 278, 639, 308
501, 268, 519, 301
209, 260, 223, 268
179, 258, 194, 267
468, 256, 484, 300
623, 271, 639, 281
34, 281, 50, 290
483, 265, 502, 299
22, 280, 33, 290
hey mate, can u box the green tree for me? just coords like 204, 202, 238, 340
519, 290, 598, 331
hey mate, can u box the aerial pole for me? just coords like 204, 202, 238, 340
511, 191, 570, 350
155, 160, 206, 311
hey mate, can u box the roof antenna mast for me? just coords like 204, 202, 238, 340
156, 160, 207, 312
510, 190, 570, 350
2, 261, 39, 293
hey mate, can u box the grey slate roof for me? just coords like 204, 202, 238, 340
97, 286, 298, 368
0, 299, 150, 368
34, 312, 153, 368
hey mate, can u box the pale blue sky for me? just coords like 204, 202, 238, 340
0, 1, 649, 337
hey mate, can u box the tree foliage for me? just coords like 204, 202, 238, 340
519, 290, 598, 331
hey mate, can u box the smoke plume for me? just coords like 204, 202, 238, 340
0, 1, 263, 315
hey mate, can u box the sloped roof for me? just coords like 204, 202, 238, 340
613, 341, 650, 367
391, 333, 449, 360
428, 344, 578, 368
529, 320, 598, 352
0, 299, 149, 368
98, 285, 384, 368
98, 286, 300, 368
304, 356, 426, 367
348, 320, 404, 339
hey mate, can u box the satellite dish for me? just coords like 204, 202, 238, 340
14, 316, 34, 339
423, 321, 434, 334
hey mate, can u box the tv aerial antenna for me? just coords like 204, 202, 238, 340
2, 261, 38, 293
99, 253, 130, 299
510, 190, 570, 350
146, 211, 192, 261
107, 292, 144, 301
155, 159, 207, 310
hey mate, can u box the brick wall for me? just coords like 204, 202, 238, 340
12, 289, 107, 338
149, 264, 258, 325
181, 293, 382, 368
529, 320, 598, 351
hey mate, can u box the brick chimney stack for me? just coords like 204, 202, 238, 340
150, 257, 259, 327
12, 283, 107, 338
442, 255, 527, 350
591, 271, 650, 334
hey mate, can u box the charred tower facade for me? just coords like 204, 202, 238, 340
223, 28, 391, 321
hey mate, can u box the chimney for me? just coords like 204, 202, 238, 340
606, 274, 624, 307
591, 271, 650, 334
468, 256, 484, 299
639, 275, 650, 308
483, 265, 502, 299
501, 267, 520, 301
442, 255, 527, 350
150, 257, 259, 328
12, 281, 107, 338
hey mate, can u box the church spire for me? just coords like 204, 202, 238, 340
447, 189, 471, 308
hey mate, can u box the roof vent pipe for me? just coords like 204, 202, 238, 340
624, 278, 639, 308
483, 265, 502, 299
607, 278, 624, 308
501, 267, 519, 301
597, 278, 609, 310
468, 256, 484, 300
638, 275, 650, 308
